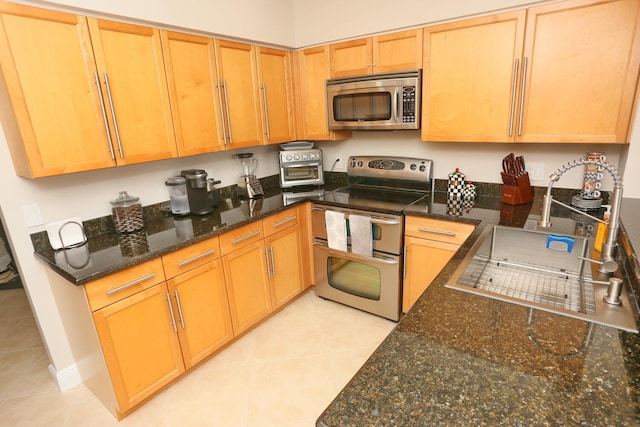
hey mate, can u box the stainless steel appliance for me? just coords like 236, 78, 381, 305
180, 169, 220, 215
236, 153, 263, 198
279, 148, 324, 188
312, 156, 433, 321
326, 70, 421, 131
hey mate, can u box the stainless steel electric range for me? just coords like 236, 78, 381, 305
312, 156, 434, 321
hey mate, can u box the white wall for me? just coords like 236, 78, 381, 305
0, 0, 637, 389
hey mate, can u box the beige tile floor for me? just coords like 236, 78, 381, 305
0, 288, 396, 426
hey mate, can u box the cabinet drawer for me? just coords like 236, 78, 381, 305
84, 258, 166, 312
262, 208, 298, 237
219, 222, 264, 255
405, 216, 475, 245
161, 236, 221, 279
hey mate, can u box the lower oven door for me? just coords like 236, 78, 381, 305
313, 239, 401, 321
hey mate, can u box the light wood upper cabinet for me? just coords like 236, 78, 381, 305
519, 0, 640, 143
0, 3, 116, 178
292, 46, 351, 140
161, 31, 226, 156
330, 30, 423, 77
87, 18, 177, 164
423, 0, 640, 143
422, 11, 526, 142
256, 47, 295, 144
214, 39, 263, 149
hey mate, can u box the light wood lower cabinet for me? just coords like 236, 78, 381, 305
403, 217, 475, 312
265, 220, 304, 309
92, 283, 185, 414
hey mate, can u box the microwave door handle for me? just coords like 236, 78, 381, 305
394, 87, 400, 123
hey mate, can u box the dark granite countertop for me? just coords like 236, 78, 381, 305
317, 193, 640, 426
31, 177, 640, 425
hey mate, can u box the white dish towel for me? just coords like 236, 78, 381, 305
325, 211, 347, 251
349, 214, 373, 257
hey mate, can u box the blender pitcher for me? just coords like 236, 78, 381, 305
235, 153, 263, 198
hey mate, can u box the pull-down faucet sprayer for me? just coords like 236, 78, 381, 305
537, 159, 623, 274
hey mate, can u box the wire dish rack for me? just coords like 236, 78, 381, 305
457, 254, 596, 316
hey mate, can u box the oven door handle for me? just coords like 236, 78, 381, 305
313, 242, 399, 265
311, 207, 400, 225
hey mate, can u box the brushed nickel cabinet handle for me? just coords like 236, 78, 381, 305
173, 290, 185, 329
261, 81, 270, 140
508, 58, 519, 137
102, 72, 124, 158
166, 293, 178, 333
93, 72, 115, 160
216, 79, 228, 144
264, 247, 272, 278
269, 245, 276, 276
417, 227, 456, 237
222, 79, 233, 144
231, 230, 261, 245
177, 249, 217, 267
105, 273, 156, 296
517, 56, 528, 136
273, 215, 297, 228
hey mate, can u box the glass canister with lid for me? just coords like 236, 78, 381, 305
110, 191, 144, 233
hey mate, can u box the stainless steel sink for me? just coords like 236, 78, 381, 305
447, 225, 638, 333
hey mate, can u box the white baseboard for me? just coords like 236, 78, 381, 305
48, 363, 82, 392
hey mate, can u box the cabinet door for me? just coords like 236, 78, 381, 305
293, 47, 351, 140
422, 11, 526, 142
167, 260, 234, 370
0, 4, 115, 177
373, 29, 423, 74
329, 38, 372, 77
518, 0, 640, 143
266, 225, 304, 309
92, 283, 185, 413
161, 31, 226, 156
256, 47, 295, 144
222, 240, 272, 335
403, 237, 460, 313
214, 39, 263, 149
87, 18, 177, 165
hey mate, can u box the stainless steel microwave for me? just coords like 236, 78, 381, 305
326, 70, 421, 131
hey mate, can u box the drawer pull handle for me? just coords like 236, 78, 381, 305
273, 215, 297, 228
177, 249, 217, 267
417, 227, 456, 237
105, 273, 156, 296
232, 230, 261, 245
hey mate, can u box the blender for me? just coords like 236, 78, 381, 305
236, 153, 263, 198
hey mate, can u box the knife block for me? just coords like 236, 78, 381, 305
501, 175, 533, 205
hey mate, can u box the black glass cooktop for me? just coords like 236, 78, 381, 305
326, 186, 430, 213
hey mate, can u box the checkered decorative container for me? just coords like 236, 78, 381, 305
447, 168, 465, 199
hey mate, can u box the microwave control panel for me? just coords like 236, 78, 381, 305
402, 87, 417, 123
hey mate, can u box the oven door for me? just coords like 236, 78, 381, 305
313, 239, 401, 321
279, 161, 324, 188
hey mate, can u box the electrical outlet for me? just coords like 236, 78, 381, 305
527, 162, 546, 181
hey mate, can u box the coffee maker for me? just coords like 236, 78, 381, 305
180, 169, 220, 215
236, 153, 263, 198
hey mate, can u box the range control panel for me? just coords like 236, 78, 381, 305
348, 156, 433, 182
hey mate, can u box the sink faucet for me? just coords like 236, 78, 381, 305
537, 159, 623, 274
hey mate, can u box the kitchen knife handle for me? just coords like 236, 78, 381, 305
261, 81, 271, 140
517, 57, 528, 136
102, 73, 124, 158
508, 58, 519, 137
93, 72, 115, 160
216, 79, 228, 144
